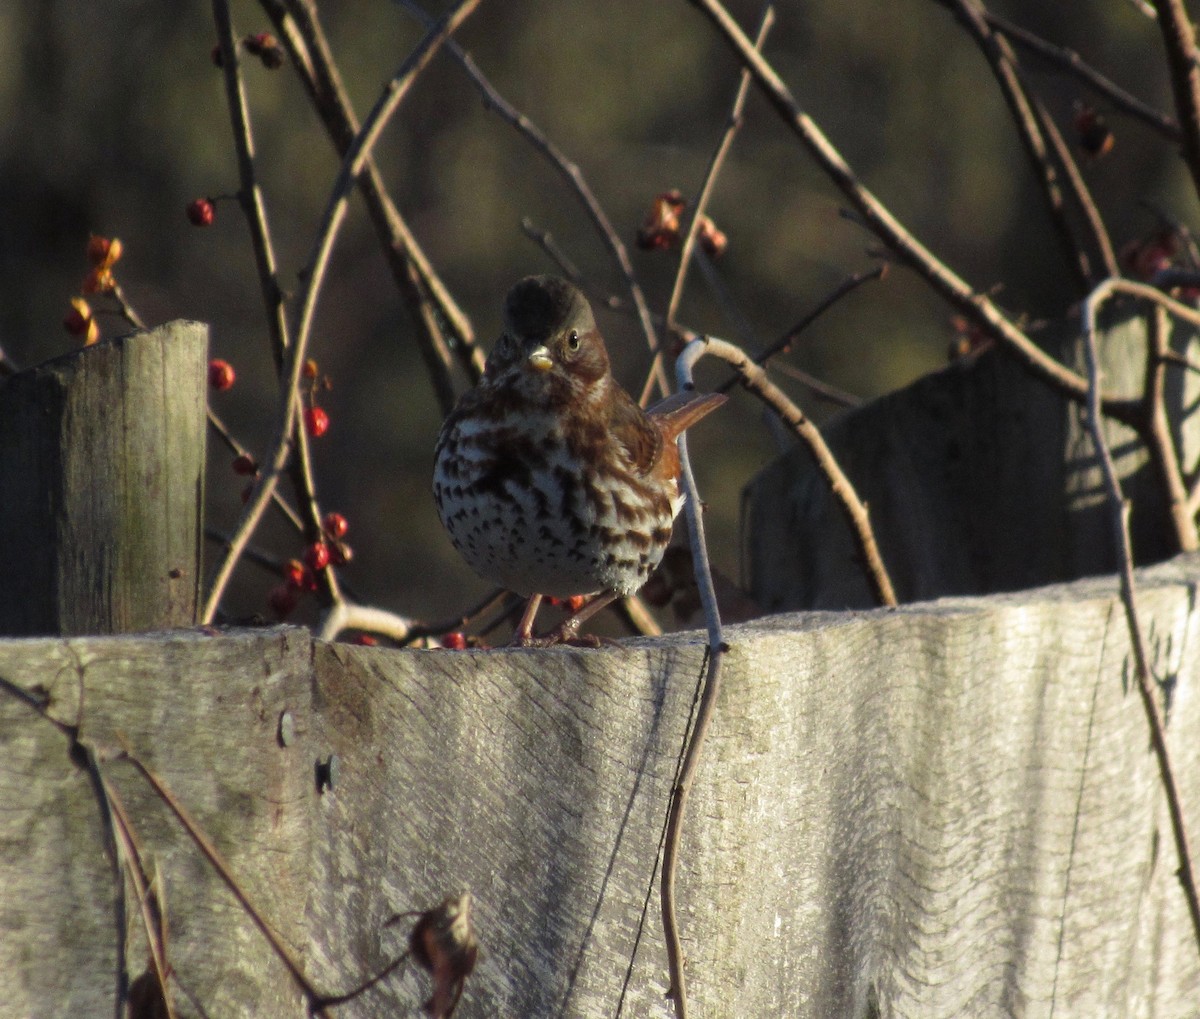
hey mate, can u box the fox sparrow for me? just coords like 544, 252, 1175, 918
432, 275, 726, 645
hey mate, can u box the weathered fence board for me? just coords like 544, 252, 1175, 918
0, 322, 207, 636
745, 305, 1200, 611
1, 555, 1197, 1017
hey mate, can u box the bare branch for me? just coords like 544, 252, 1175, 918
938, 0, 1095, 291
985, 11, 1180, 142
1143, 304, 1199, 550
115, 743, 332, 1017
398, 0, 669, 399
202, 0, 482, 623
683, 0, 1139, 421
261, 0, 483, 410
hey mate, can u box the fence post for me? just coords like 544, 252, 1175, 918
0, 321, 208, 635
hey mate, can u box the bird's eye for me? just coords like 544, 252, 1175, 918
566, 330, 581, 352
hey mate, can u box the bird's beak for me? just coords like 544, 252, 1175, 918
527, 346, 553, 373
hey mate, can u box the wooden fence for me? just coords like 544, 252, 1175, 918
0, 322, 1197, 1017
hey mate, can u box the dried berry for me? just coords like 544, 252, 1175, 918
268, 584, 298, 619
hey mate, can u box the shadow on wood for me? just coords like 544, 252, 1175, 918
0, 556, 1197, 1017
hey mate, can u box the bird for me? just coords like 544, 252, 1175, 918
432, 275, 726, 645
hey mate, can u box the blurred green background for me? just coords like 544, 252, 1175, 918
0, 1, 1192, 631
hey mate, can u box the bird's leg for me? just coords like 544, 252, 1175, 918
549, 591, 620, 645
510, 594, 544, 646
511, 592, 620, 648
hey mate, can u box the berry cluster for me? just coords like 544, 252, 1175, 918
61, 235, 126, 346
267, 512, 353, 619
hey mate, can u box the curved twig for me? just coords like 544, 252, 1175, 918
212, 0, 290, 374
681, 332, 898, 607
115, 743, 332, 1018
656, 346, 735, 1019
1080, 280, 1200, 953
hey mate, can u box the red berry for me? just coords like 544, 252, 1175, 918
240, 482, 254, 504
322, 512, 348, 539
232, 453, 258, 476
566, 595, 587, 613
441, 631, 468, 650
354, 634, 378, 646
187, 198, 215, 227
268, 584, 298, 619
304, 405, 330, 437
304, 541, 330, 572
208, 358, 236, 391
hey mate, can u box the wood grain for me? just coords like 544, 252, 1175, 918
0, 322, 207, 636
0, 556, 1197, 1016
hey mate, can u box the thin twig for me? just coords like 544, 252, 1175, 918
1031, 94, 1119, 278
108, 282, 148, 332
114, 743, 332, 1017
314, 950, 412, 1009
263, 0, 484, 403
518, 217, 584, 283
665, 5, 775, 333
714, 265, 885, 400
683, 0, 1140, 424
206, 408, 304, 531
104, 780, 179, 1019
684, 332, 898, 607
615, 595, 664, 638
938, 0, 1093, 291
1143, 304, 1199, 550
655, 344, 736, 1019
985, 10, 1180, 142
202, 0, 482, 623
1080, 279, 1200, 953
397, 0, 668, 399
212, 0, 290, 375
1153, 0, 1200, 203
210, 0, 341, 613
